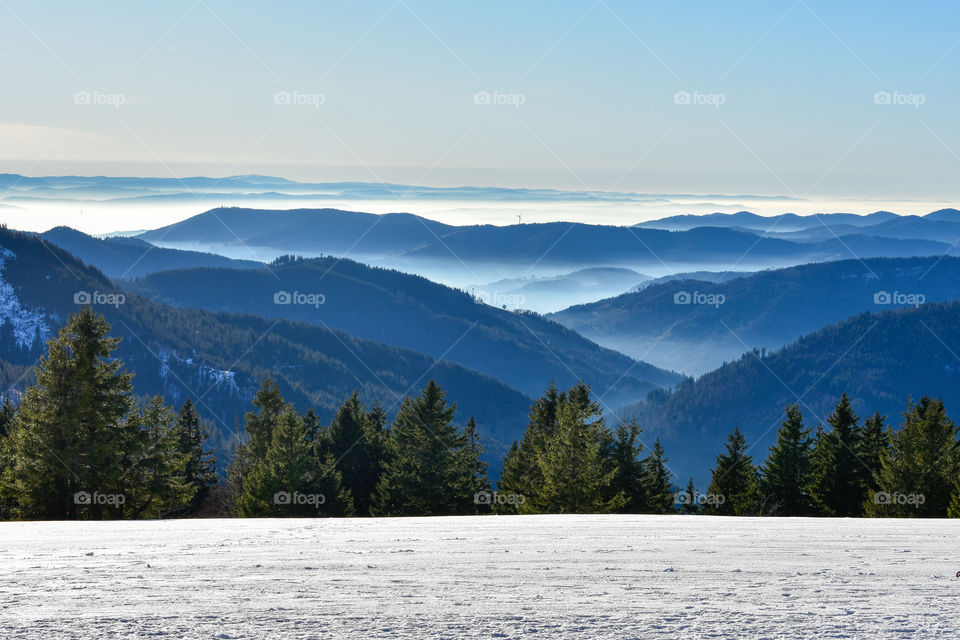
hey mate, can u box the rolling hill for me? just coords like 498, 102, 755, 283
550, 256, 960, 375
121, 256, 680, 407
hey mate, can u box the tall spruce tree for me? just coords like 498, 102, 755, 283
528, 399, 625, 513
328, 391, 385, 515
643, 438, 674, 514
761, 404, 813, 516
173, 399, 218, 514
7, 309, 137, 519
461, 416, 490, 508
372, 381, 479, 516
608, 421, 648, 513
0, 397, 15, 518
123, 396, 193, 519
238, 406, 353, 516
868, 397, 960, 517
679, 477, 699, 514
706, 427, 759, 516
809, 394, 868, 516
858, 411, 889, 494
496, 382, 563, 513
244, 379, 286, 461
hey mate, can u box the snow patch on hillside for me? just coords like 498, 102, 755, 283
0, 246, 50, 348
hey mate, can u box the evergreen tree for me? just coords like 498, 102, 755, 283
679, 477, 699, 514
706, 427, 759, 516
869, 397, 960, 517
495, 382, 563, 513
761, 404, 813, 516
372, 381, 478, 516
123, 396, 193, 519
527, 399, 625, 513
461, 416, 490, 508
643, 438, 674, 514
238, 406, 353, 516
328, 391, 385, 515
173, 399, 218, 514
858, 411, 889, 493
0, 397, 16, 519
244, 379, 286, 461
7, 309, 136, 519
808, 394, 868, 516
607, 421, 648, 513
949, 484, 960, 518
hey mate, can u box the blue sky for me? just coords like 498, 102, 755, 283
1, 0, 959, 202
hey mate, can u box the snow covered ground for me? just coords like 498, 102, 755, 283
1, 515, 957, 638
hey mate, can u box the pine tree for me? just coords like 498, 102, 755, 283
244, 379, 286, 461
679, 477, 699, 514
528, 399, 625, 513
706, 427, 759, 516
858, 411, 889, 493
372, 381, 478, 516
808, 394, 868, 516
123, 396, 193, 519
495, 382, 563, 512
238, 406, 353, 516
948, 484, 960, 518
7, 309, 136, 519
643, 438, 674, 514
869, 397, 960, 517
328, 391, 385, 515
173, 399, 218, 514
461, 416, 490, 508
607, 422, 648, 513
761, 404, 813, 516
0, 397, 16, 519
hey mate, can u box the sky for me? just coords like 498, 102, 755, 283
1, 1, 960, 231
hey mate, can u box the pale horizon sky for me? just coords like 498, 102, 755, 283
2, 1, 960, 232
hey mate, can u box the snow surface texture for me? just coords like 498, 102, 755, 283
1, 515, 957, 639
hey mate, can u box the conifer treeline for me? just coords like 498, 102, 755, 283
1, 310, 959, 519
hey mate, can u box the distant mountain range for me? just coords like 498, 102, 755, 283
621, 301, 960, 486
470, 267, 650, 313
37, 227, 263, 279
550, 256, 960, 375
0, 227, 536, 467
124, 256, 679, 406
130, 207, 960, 293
